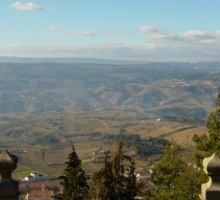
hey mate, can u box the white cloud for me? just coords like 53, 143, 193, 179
102, 29, 118, 35
11, 1, 44, 11
72, 30, 95, 36
138, 26, 218, 44
138, 26, 160, 33
1, 28, 220, 61
1, 39, 220, 62
182, 30, 211, 40
48, 26, 59, 31
215, 30, 220, 37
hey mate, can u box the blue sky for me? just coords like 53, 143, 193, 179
1, 0, 220, 61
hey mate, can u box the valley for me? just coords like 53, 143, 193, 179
0, 61, 217, 182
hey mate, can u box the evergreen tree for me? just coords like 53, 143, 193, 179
124, 159, 139, 199
150, 143, 183, 189
191, 90, 220, 193
59, 145, 89, 200
109, 141, 136, 200
193, 90, 220, 167
173, 162, 201, 200
146, 142, 200, 200
89, 141, 138, 200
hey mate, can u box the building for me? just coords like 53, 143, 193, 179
23, 172, 44, 181
19, 183, 60, 200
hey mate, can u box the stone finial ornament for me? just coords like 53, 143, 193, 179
200, 153, 220, 200
0, 149, 19, 200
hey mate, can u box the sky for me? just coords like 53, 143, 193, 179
1, 0, 220, 61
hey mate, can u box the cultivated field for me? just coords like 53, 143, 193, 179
0, 110, 206, 179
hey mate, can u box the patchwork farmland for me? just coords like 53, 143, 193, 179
1, 110, 205, 179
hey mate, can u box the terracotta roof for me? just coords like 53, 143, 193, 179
28, 189, 53, 198
19, 183, 60, 199
20, 182, 42, 189
20, 183, 60, 189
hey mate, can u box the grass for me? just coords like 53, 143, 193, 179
12, 169, 33, 180
26, 151, 41, 165
33, 144, 50, 150
82, 162, 93, 173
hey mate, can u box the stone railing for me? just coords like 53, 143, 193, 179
200, 153, 220, 200
0, 149, 19, 200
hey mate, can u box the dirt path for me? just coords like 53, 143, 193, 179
99, 120, 109, 129
0, 121, 9, 124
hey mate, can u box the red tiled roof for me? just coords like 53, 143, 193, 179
20, 182, 42, 189
29, 189, 53, 198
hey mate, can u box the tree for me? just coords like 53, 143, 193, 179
150, 143, 183, 189
191, 90, 220, 195
146, 142, 200, 200
89, 141, 138, 200
109, 141, 137, 200
59, 145, 89, 200
193, 90, 220, 167
173, 162, 201, 200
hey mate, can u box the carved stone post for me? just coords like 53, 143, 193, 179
0, 150, 19, 200
200, 153, 220, 200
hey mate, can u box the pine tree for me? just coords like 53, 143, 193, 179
146, 142, 201, 200
193, 90, 220, 167
59, 145, 89, 200
110, 141, 138, 200
173, 163, 201, 200
191, 90, 220, 193
89, 141, 138, 200
124, 159, 139, 199
89, 153, 118, 200
150, 143, 183, 189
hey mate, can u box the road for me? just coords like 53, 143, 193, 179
99, 120, 109, 129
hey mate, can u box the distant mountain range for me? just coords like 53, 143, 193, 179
0, 61, 219, 119
0, 56, 148, 64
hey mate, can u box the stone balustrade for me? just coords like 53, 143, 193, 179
200, 153, 220, 200
0, 149, 19, 200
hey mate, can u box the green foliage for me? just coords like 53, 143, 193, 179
173, 164, 201, 200
104, 132, 167, 157
146, 143, 201, 200
5, 129, 24, 137
89, 141, 138, 200
5, 131, 12, 137
32, 134, 59, 145
150, 144, 183, 188
160, 107, 207, 120
59, 145, 89, 200
164, 116, 205, 126
193, 90, 220, 167
191, 90, 220, 189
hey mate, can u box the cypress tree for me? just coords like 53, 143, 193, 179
59, 145, 89, 200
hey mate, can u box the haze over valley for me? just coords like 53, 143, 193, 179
0, 60, 219, 120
